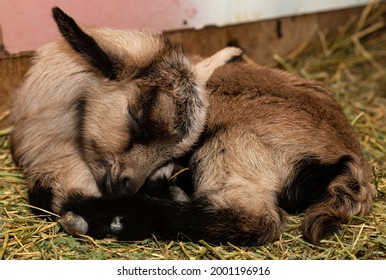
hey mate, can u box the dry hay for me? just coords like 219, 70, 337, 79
0, 3, 385, 260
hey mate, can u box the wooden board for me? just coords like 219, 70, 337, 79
0, 7, 364, 129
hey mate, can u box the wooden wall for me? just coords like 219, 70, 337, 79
0, 6, 364, 129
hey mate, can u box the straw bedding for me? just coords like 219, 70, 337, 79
0, 4, 385, 259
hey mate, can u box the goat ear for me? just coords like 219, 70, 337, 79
52, 7, 120, 80
195, 47, 243, 86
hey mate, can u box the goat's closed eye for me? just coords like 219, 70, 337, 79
128, 109, 139, 124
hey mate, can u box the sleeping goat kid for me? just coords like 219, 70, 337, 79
11, 7, 375, 245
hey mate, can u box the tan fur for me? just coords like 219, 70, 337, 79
11, 8, 375, 245
11, 9, 241, 213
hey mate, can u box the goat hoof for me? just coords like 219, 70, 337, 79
58, 211, 88, 236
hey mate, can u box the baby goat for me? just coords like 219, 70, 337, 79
11, 7, 375, 245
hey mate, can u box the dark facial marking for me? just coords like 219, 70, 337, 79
127, 87, 173, 149
74, 96, 87, 152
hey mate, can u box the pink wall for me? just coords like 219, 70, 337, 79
0, 0, 369, 54
0, 0, 207, 53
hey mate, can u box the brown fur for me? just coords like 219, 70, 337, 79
11, 8, 375, 245
190, 63, 376, 244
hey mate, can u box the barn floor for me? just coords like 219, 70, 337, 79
0, 4, 385, 260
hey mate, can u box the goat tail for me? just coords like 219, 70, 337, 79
301, 157, 376, 244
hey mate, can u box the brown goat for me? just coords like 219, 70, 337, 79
11, 7, 375, 245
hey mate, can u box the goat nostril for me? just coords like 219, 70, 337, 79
119, 176, 143, 194
120, 177, 132, 193
100, 167, 113, 195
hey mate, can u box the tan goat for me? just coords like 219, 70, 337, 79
11, 7, 375, 245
